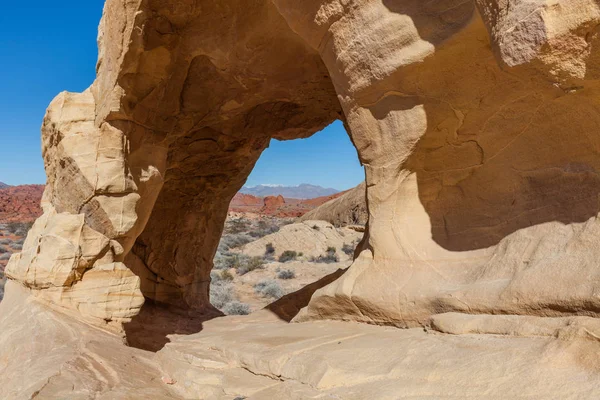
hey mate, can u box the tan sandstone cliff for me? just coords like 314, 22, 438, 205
300, 181, 368, 226
4, 0, 600, 398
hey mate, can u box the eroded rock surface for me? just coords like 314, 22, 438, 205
5, 0, 600, 397
3, 281, 600, 399
300, 181, 368, 226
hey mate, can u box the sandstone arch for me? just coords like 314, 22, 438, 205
6, 0, 600, 336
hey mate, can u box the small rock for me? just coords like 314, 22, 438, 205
161, 376, 176, 385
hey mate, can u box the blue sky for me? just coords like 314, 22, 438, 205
0, 1, 364, 191
248, 120, 364, 191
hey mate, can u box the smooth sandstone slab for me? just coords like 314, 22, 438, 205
158, 311, 600, 399
3, 282, 600, 399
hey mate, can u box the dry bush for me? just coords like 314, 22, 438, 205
312, 247, 339, 263
254, 280, 284, 299
210, 282, 235, 309
277, 269, 296, 280
278, 250, 297, 263
222, 301, 250, 316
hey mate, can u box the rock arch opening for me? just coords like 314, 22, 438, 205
208, 120, 365, 317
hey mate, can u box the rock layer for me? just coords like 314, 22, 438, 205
6, 0, 600, 333
5, 0, 600, 398
300, 181, 368, 226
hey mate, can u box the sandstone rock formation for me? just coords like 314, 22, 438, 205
261, 194, 286, 213
300, 181, 368, 226
279, 0, 600, 328
5, 0, 600, 397
6, 0, 342, 327
240, 220, 362, 260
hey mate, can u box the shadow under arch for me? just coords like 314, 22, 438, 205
374, 0, 600, 252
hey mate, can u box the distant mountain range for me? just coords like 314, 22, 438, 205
240, 184, 340, 199
0, 182, 10, 189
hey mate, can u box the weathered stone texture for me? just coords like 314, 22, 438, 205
7, 0, 600, 334
6, 0, 600, 398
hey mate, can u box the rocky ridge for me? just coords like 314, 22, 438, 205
0, 184, 44, 222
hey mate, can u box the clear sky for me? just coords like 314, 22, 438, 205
247, 120, 364, 191
0, 1, 364, 191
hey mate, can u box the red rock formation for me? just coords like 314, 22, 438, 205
0, 184, 348, 224
262, 195, 285, 208
230, 193, 263, 208
0, 185, 44, 222
229, 190, 348, 218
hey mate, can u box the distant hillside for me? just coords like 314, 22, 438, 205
0, 185, 45, 223
229, 191, 345, 218
240, 184, 339, 199
0, 182, 9, 189
300, 182, 367, 226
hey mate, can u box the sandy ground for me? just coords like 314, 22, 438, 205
230, 258, 349, 312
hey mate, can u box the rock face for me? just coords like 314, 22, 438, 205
5, 0, 600, 397
229, 191, 346, 217
5, 0, 600, 357
277, 0, 600, 328
6, 0, 341, 328
261, 194, 286, 211
300, 181, 368, 226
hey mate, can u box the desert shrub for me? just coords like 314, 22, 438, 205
0, 239, 11, 245
213, 254, 228, 270
237, 256, 265, 275
342, 243, 355, 256
254, 280, 284, 299
210, 270, 222, 282
278, 250, 297, 263
220, 270, 234, 281
214, 253, 249, 270
242, 257, 265, 275
277, 269, 296, 280
225, 218, 250, 234
6, 222, 19, 234
312, 247, 339, 264
249, 219, 280, 238
265, 243, 275, 256
280, 218, 294, 226
14, 238, 25, 245
298, 252, 303, 257
220, 234, 253, 250
0, 278, 4, 302
10, 244, 22, 251
0, 247, 7, 254
0, 253, 11, 261
262, 282, 284, 299
222, 301, 251, 316
7, 221, 33, 235
210, 282, 235, 309
216, 253, 265, 275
